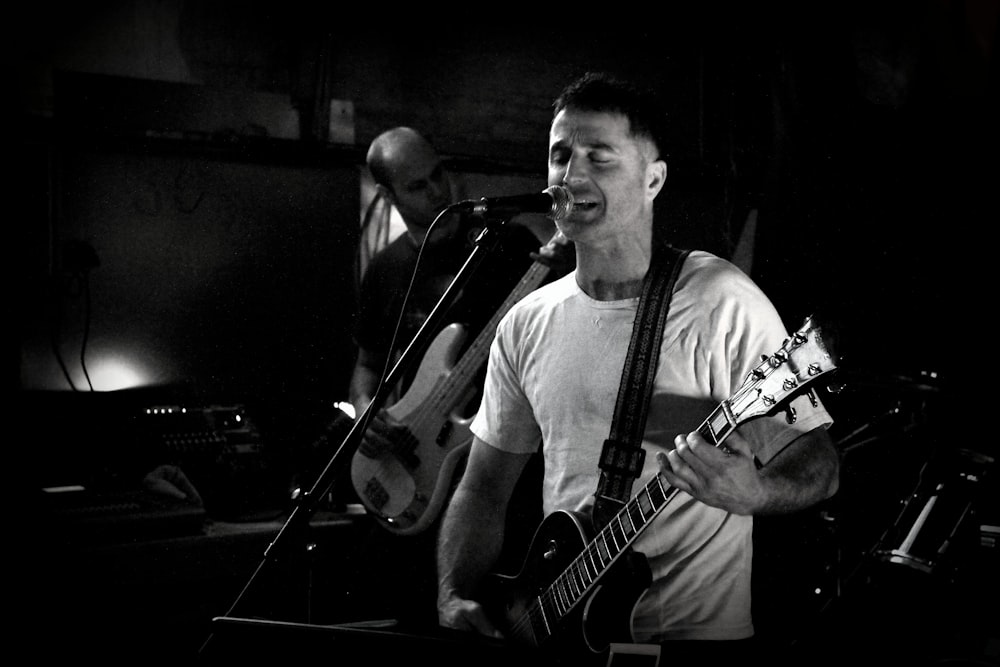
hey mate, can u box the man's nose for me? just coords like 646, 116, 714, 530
562, 155, 586, 185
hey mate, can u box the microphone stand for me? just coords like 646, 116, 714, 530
200, 216, 511, 654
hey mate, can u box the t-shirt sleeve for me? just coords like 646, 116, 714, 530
469, 310, 542, 454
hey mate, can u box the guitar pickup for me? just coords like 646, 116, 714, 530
363, 477, 389, 510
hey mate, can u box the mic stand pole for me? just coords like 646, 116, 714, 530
200, 217, 510, 654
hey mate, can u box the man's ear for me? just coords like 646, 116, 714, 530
646, 159, 667, 200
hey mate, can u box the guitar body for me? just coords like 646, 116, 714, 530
350, 323, 477, 535
484, 510, 650, 662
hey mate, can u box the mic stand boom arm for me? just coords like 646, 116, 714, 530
203, 218, 511, 643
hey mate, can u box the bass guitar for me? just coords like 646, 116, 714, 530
351, 230, 570, 535
482, 315, 839, 659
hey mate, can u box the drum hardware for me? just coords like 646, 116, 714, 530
873, 447, 993, 576
833, 367, 943, 456
836, 401, 905, 454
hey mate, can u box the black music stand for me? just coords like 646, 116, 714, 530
202, 616, 539, 666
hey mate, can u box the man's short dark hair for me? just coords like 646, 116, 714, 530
553, 72, 667, 158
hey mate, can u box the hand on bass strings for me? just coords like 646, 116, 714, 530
357, 410, 409, 459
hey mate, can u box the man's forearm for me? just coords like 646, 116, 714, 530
437, 485, 507, 604
756, 429, 840, 515
348, 363, 380, 412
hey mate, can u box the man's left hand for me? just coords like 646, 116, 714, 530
657, 431, 762, 515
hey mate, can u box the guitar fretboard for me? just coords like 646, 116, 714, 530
533, 406, 729, 637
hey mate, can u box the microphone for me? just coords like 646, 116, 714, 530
449, 185, 574, 221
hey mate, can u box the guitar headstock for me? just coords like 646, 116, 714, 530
542, 228, 571, 250
730, 315, 840, 422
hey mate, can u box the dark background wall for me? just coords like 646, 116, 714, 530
15, 3, 994, 406
11, 1, 999, 662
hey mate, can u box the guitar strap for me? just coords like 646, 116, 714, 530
593, 243, 690, 530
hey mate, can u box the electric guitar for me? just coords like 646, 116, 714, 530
351, 230, 571, 535
482, 316, 839, 659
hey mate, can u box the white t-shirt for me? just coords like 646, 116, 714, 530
470, 250, 833, 641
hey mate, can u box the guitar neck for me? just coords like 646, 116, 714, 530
431, 257, 554, 406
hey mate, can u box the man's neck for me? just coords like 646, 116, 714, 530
577, 276, 645, 300
574, 235, 653, 301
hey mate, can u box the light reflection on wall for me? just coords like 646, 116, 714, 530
20, 328, 178, 392
85, 353, 151, 391
20, 346, 160, 393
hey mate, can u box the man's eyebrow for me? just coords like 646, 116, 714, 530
550, 137, 616, 153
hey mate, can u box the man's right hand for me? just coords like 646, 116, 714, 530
357, 410, 407, 459
438, 595, 504, 639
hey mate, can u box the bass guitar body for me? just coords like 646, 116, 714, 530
350, 323, 477, 535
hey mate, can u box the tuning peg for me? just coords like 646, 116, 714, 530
785, 405, 798, 424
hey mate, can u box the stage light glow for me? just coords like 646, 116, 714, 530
85, 354, 152, 391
